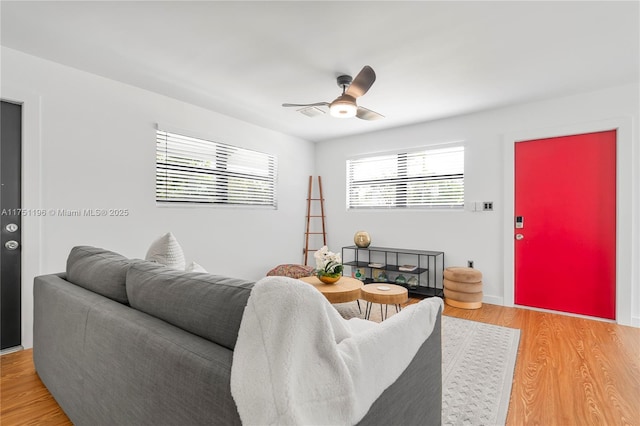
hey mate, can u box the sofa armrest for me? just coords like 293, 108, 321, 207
356, 306, 442, 426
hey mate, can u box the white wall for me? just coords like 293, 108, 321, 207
3, 46, 638, 352
316, 83, 640, 326
1, 47, 315, 348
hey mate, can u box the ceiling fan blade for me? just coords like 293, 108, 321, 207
345, 66, 376, 98
356, 106, 384, 121
282, 102, 329, 108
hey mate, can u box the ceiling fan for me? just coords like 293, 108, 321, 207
282, 65, 384, 120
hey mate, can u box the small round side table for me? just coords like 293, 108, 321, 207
298, 275, 363, 304
361, 284, 408, 321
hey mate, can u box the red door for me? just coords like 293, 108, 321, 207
514, 130, 616, 319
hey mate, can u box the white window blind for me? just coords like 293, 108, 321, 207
156, 130, 277, 207
347, 145, 464, 209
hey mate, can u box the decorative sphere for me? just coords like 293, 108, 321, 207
354, 231, 371, 248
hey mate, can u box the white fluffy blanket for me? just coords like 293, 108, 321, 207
230, 276, 443, 425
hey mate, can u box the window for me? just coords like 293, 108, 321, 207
156, 129, 277, 207
347, 145, 464, 209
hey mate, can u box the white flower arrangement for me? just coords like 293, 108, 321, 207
314, 246, 343, 276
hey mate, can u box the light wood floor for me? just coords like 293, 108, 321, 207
1, 302, 639, 426
442, 303, 640, 426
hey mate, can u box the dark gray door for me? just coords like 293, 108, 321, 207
1, 100, 22, 350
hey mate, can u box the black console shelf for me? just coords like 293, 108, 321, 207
342, 245, 445, 298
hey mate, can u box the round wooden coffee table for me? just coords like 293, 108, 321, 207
299, 276, 363, 304
361, 283, 408, 320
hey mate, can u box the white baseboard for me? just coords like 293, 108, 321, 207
0, 345, 23, 356
632, 316, 640, 328
482, 295, 504, 306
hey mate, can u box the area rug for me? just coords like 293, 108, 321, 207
334, 302, 520, 426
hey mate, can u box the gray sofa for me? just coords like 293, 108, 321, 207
33, 246, 442, 425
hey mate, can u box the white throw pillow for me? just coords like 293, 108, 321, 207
186, 261, 207, 273
145, 232, 186, 270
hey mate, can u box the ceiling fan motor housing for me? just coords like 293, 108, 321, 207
336, 74, 353, 88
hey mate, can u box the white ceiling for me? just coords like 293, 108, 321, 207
1, 1, 638, 142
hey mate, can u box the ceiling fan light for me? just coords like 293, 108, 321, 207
329, 95, 357, 118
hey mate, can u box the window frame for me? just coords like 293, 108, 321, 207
155, 128, 278, 209
346, 143, 465, 211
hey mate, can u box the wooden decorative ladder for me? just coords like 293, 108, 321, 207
303, 176, 327, 265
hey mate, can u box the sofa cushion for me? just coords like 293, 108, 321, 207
145, 232, 186, 270
266, 264, 315, 279
186, 261, 207, 273
66, 246, 139, 304
126, 262, 254, 350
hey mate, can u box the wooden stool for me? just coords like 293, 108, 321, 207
361, 284, 408, 321
443, 267, 483, 309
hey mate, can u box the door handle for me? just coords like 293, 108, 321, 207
515, 234, 524, 240
5, 240, 19, 250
